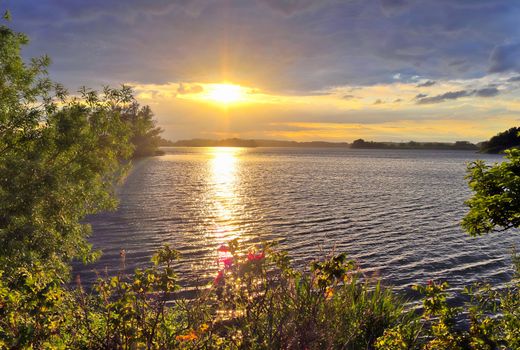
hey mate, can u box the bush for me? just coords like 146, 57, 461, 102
1, 242, 518, 349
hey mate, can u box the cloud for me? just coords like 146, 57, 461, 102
373, 99, 384, 105
380, 0, 410, 16
9, 0, 520, 94
474, 87, 499, 97
414, 93, 428, 99
417, 80, 436, 87
489, 42, 520, 73
417, 87, 500, 104
177, 83, 203, 95
342, 94, 356, 99
507, 76, 520, 82
257, 0, 334, 16
417, 90, 470, 104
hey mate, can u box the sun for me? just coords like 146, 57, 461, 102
207, 83, 244, 105
175, 82, 256, 106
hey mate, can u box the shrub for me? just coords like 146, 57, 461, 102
1, 242, 519, 349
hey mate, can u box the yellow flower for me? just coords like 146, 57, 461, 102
176, 330, 198, 342
199, 323, 209, 332
325, 287, 334, 299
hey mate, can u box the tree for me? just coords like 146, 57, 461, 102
0, 12, 64, 156
121, 102, 163, 157
351, 139, 368, 148
462, 148, 520, 235
480, 126, 520, 153
0, 15, 135, 277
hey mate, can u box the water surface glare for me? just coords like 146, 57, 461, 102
75, 147, 518, 293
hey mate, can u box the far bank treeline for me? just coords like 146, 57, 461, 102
161, 137, 478, 150
161, 127, 520, 153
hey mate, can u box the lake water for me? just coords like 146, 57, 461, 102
75, 147, 518, 294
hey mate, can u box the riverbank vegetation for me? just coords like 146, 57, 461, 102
161, 130, 520, 153
1, 240, 518, 349
1, 12, 519, 350
479, 127, 520, 154
163, 137, 479, 150
350, 139, 479, 151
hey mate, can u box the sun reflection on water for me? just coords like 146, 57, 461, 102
208, 147, 243, 242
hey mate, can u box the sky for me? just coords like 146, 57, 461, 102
6, 0, 520, 142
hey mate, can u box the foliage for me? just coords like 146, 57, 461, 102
120, 103, 163, 158
203, 241, 412, 349
0, 15, 162, 277
0, 243, 413, 349
350, 139, 478, 150
479, 127, 520, 154
0, 266, 72, 349
0, 82, 134, 277
377, 267, 520, 350
1, 243, 519, 349
157, 136, 177, 147
67, 246, 190, 349
462, 148, 520, 235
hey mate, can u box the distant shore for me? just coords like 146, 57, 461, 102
158, 137, 480, 151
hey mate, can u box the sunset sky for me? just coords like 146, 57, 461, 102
8, 0, 520, 142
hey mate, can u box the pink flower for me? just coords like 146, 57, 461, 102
214, 269, 225, 285
221, 257, 233, 268
217, 244, 233, 268
247, 251, 265, 262
217, 245, 230, 253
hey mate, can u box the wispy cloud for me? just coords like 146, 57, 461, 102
416, 87, 500, 104
474, 87, 500, 97
417, 80, 436, 87
489, 42, 520, 73
177, 83, 203, 95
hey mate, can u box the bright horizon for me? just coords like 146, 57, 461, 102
9, 0, 520, 142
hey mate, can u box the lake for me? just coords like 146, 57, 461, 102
75, 147, 518, 294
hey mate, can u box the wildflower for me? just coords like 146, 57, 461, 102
217, 244, 230, 253
176, 330, 197, 342
199, 323, 209, 332
247, 251, 265, 262
325, 286, 334, 299
214, 269, 225, 285
221, 256, 233, 268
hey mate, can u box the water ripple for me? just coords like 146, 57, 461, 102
74, 147, 518, 297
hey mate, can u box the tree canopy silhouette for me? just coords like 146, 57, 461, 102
480, 126, 520, 153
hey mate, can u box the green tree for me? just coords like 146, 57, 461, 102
0, 15, 134, 277
0, 11, 64, 155
462, 148, 520, 235
121, 102, 163, 158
